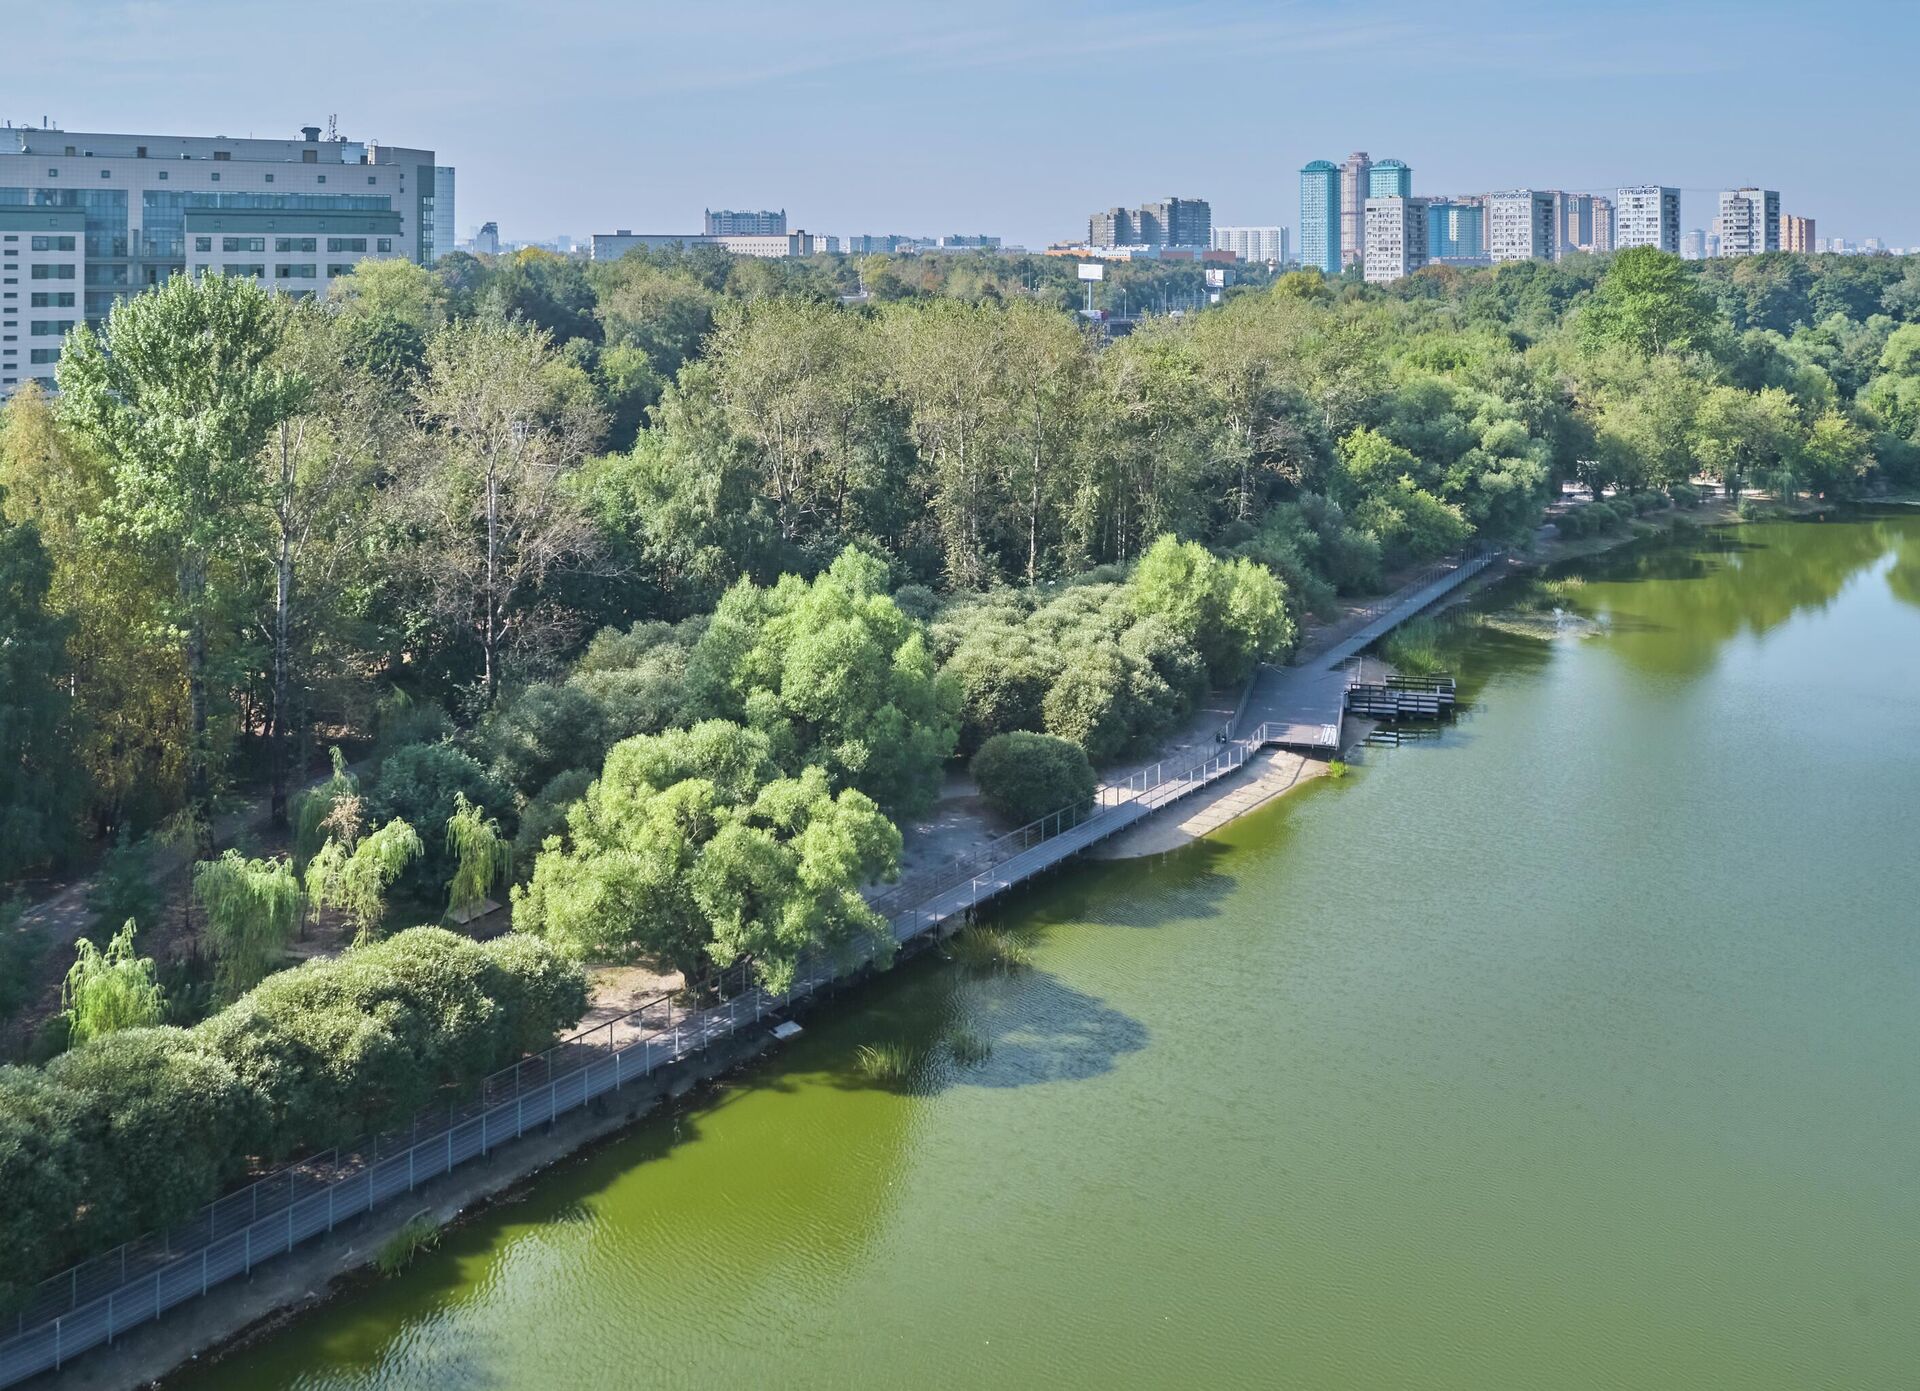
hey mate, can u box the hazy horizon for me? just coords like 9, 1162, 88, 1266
11, 0, 1915, 249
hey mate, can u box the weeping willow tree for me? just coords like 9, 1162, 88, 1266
292, 746, 360, 874
445, 794, 509, 924
193, 851, 303, 1001
306, 817, 424, 944
61, 921, 167, 1044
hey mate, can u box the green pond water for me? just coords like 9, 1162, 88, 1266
175, 512, 1920, 1391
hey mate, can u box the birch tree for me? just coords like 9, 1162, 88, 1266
405, 316, 604, 702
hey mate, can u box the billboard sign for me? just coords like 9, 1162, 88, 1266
1077, 262, 1105, 281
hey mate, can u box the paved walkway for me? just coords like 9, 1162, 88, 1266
1237, 548, 1504, 750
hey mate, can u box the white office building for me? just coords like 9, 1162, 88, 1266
1212, 225, 1288, 263
1615, 186, 1681, 253
1, 207, 86, 395
1716, 188, 1780, 258
0, 121, 435, 398
1486, 190, 1557, 262
1362, 197, 1428, 283
590, 228, 837, 260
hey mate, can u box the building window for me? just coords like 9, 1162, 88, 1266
274, 264, 318, 279
222, 236, 266, 253
31, 236, 77, 252
221, 265, 265, 278
30, 348, 61, 363
194, 235, 212, 253
30, 293, 75, 308
47, 168, 58, 178
136, 146, 147, 158
326, 237, 368, 253
274, 237, 317, 253
213, 151, 231, 161
303, 150, 318, 164
317, 175, 327, 184
326, 264, 357, 277
264, 174, 275, 183
99, 169, 111, 179
368, 176, 377, 185
30, 321, 76, 336
210, 173, 220, 182
30, 266, 76, 280
158, 171, 168, 181
376, 238, 392, 253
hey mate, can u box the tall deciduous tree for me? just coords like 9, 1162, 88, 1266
1, 383, 185, 832
514, 719, 900, 991
687, 548, 960, 815
262, 304, 403, 827
405, 316, 605, 702
0, 486, 83, 876
1579, 247, 1722, 359
57, 276, 309, 848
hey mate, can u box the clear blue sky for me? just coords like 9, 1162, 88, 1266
10, 0, 1913, 248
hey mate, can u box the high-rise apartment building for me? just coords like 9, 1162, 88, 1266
1213, 226, 1288, 263
1085, 197, 1208, 249
432, 167, 456, 262
1089, 207, 1133, 246
1487, 190, 1556, 262
1363, 196, 1428, 283
0, 121, 434, 399
1556, 192, 1612, 256
1681, 228, 1707, 260
474, 221, 500, 255
1425, 199, 1487, 262
1368, 159, 1412, 201
1716, 188, 1780, 258
1299, 160, 1341, 275
1780, 213, 1816, 253
1137, 197, 1211, 248
704, 208, 786, 236
1338, 151, 1372, 270
1614, 186, 1681, 253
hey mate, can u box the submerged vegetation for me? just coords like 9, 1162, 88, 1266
375, 1212, 444, 1277
854, 1041, 921, 1088
946, 926, 1036, 974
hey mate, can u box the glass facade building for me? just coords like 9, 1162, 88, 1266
1368, 160, 1413, 201
1426, 200, 1486, 262
1300, 160, 1341, 275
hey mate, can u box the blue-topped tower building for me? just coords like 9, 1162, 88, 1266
1299, 159, 1341, 275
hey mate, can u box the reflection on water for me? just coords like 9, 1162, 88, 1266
173, 513, 1920, 1391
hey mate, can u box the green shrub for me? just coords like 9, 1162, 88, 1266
0, 925, 584, 1309
1667, 482, 1702, 509
971, 732, 1096, 826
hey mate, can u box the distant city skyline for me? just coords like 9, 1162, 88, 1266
8, 0, 1917, 250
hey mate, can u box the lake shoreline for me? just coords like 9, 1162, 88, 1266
52, 494, 1836, 1391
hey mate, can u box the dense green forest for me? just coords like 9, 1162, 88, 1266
2, 242, 1919, 1297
